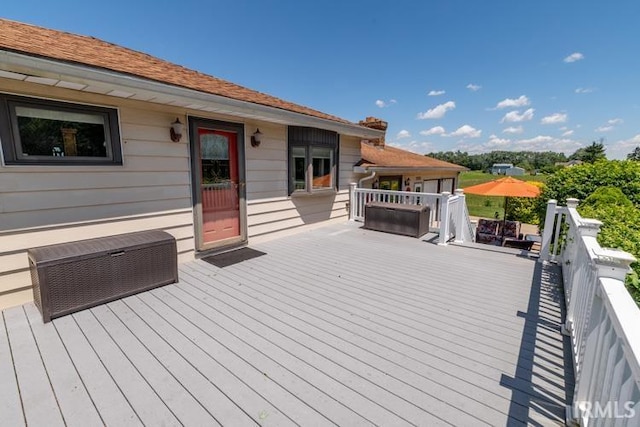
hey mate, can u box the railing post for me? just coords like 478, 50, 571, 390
563, 217, 603, 336
454, 189, 465, 243
539, 199, 558, 262
592, 247, 636, 281
438, 191, 451, 245
349, 183, 357, 220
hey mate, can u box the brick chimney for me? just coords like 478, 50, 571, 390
359, 117, 388, 147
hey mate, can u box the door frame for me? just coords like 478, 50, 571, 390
188, 116, 247, 252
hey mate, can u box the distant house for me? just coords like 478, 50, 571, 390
490, 163, 514, 174
555, 160, 583, 167
354, 140, 467, 193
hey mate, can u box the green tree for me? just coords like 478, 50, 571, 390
627, 146, 640, 161
569, 140, 606, 163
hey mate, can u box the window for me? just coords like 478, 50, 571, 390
378, 176, 402, 191
0, 94, 122, 165
288, 126, 338, 194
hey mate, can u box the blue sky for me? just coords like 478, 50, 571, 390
4, 0, 640, 158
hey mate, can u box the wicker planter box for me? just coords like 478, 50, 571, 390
28, 230, 178, 322
364, 202, 430, 238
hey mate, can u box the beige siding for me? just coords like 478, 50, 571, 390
357, 170, 460, 191
244, 130, 359, 240
0, 79, 199, 308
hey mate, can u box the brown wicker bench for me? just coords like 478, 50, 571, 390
28, 230, 178, 322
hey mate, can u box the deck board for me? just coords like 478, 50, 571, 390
3, 306, 65, 427
1, 221, 571, 426
52, 313, 143, 426
23, 303, 103, 427
0, 310, 25, 426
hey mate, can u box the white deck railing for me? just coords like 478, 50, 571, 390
540, 199, 640, 426
349, 186, 441, 230
439, 190, 475, 245
348, 184, 474, 244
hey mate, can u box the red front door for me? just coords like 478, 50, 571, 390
198, 128, 241, 244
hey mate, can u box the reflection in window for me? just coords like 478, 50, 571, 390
312, 146, 333, 189
292, 146, 306, 190
0, 95, 122, 165
287, 127, 338, 194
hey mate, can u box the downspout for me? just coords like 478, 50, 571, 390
358, 170, 376, 188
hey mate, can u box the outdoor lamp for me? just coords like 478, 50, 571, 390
251, 128, 263, 147
170, 118, 183, 142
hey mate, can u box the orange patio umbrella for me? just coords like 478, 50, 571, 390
463, 176, 541, 198
463, 176, 541, 237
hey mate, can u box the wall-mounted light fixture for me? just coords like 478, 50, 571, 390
170, 118, 184, 142
251, 128, 263, 147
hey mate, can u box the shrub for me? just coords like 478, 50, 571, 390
541, 160, 640, 208
506, 181, 545, 225
578, 188, 640, 304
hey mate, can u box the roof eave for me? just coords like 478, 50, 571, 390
0, 50, 385, 139
354, 165, 468, 173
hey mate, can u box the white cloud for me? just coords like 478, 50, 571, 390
562, 130, 574, 137
456, 135, 581, 155
501, 108, 535, 123
595, 126, 613, 132
428, 90, 445, 96
541, 112, 568, 124
417, 101, 456, 119
502, 126, 524, 134
390, 140, 436, 154
466, 83, 481, 92
608, 118, 623, 125
604, 134, 640, 159
564, 52, 584, 63
486, 134, 511, 148
420, 126, 446, 136
396, 129, 411, 139
495, 95, 530, 109
375, 99, 397, 108
515, 135, 582, 154
575, 87, 594, 94
448, 125, 482, 139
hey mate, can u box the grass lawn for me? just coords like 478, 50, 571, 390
459, 171, 547, 219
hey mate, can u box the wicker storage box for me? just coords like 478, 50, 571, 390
364, 202, 430, 238
28, 230, 178, 322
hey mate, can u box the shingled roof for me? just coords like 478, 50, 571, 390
359, 142, 467, 170
0, 19, 351, 124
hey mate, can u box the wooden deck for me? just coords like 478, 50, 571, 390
0, 222, 573, 426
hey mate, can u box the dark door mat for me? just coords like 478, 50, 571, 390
201, 248, 267, 268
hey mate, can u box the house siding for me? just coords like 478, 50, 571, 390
0, 78, 362, 309
245, 133, 360, 241
357, 170, 460, 191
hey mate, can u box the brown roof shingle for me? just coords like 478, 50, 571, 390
359, 142, 467, 170
0, 19, 352, 124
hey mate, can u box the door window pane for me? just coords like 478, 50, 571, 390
201, 133, 230, 185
